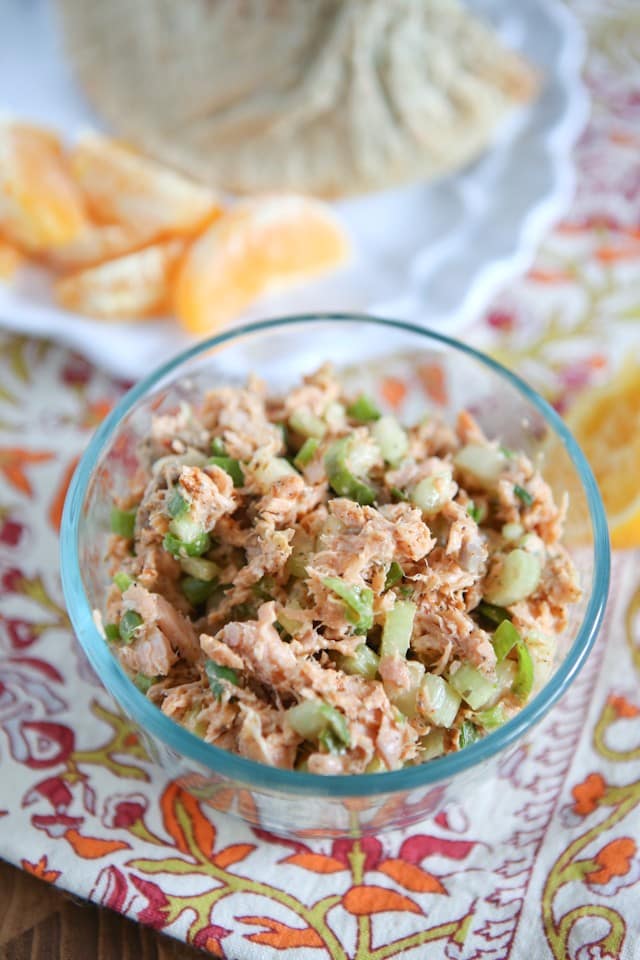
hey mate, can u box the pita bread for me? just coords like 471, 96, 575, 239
57, 0, 538, 197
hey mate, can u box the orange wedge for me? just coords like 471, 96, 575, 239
0, 122, 87, 251
565, 359, 640, 549
70, 132, 222, 239
55, 238, 185, 321
46, 222, 149, 271
174, 195, 349, 335
0, 238, 24, 280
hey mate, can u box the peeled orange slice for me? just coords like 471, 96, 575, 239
565, 359, 640, 549
55, 239, 185, 321
46, 223, 149, 270
0, 122, 87, 251
71, 132, 222, 239
174, 195, 349, 335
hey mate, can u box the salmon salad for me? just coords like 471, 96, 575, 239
101, 365, 580, 774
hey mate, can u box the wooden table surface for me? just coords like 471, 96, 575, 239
0, 860, 202, 960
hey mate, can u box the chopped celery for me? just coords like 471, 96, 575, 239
169, 511, 204, 544
384, 561, 404, 591
458, 720, 480, 748
512, 642, 534, 701
372, 415, 408, 466
474, 702, 507, 730
419, 673, 461, 728
119, 610, 143, 644
514, 484, 534, 507
289, 408, 326, 439
484, 549, 541, 606
496, 658, 517, 690
286, 700, 350, 751
167, 487, 189, 518
180, 556, 219, 581
324, 401, 346, 430
448, 663, 496, 710
110, 507, 136, 538
205, 660, 239, 699
365, 756, 387, 773
337, 643, 379, 680
181, 576, 217, 606
492, 620, 521, 661
208, 455, 244, 488
252, 576, 276, 600
322, 576, 374, 635
380, 600, 416, 658
113, 571, 133, 592
252, 456, 299, 491
502, 522, 524, 542
454, 443, 507, 486
347, 393, 381, 423
466, 500, 482, 523
104, 623, 120, 642
410, 473, 454, 515
294, 437, 319, 469
475, 600, 512, 625
210, 437, 226, 456
163, 530, 211, 559
390, 660, 425, 718
134, 673, 158, 694
419, 728, 446, 761
324, 437, 376, 505
277, 610, 304, 637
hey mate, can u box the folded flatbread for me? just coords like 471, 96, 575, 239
57, 0, 538, 196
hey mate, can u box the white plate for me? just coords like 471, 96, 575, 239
0, 0, 588, 379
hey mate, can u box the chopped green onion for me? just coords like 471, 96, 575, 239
163, 530, 211, 558
337, 643, 379, 680
474, 702, 508, 730
324, 437, 376, 505
475, 600, 512, 625
380, 600, 416, 658
512, 641, 534, 701
208, 455, 244, 488
514, 484, 534, 507
104, 623, 120, 642
289, 408, 326, 439
322, 576, 374, 635
286, 700, 350, 752
294, 437, 319, 469
347, 393, 381, 422
371, 415, 409, 466
419, 673, 461, 728
467, 500, 484, 523
484, 549, 541, 606
119, 610, 143, 644
205, 660, 240, 699
210, 437, 226, 456
448, 663, 496, 710
384, 561, 404, 591
458, 720, 480, 748
410, 473, 455, 515
499, 445, 515, 460
493, 619, 521, 661
113, 571, 133, 592
167, 487, 189, 518
181, 576, 217, 606
134, 673, 158, 694
110, 507, 136, 538
180, 556, 219, 581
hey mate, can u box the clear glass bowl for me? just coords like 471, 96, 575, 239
60, 315, 610, 837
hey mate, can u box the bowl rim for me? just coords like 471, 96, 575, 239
60, 313, 610, 798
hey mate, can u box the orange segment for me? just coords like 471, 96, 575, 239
70, 132, 222, 238
174, 195, 349, 335
55, 239, 185, 321
46, 223, 149, 270
0, 238, 24, 280
0, 122, 87, 251
565, 359, 640, 549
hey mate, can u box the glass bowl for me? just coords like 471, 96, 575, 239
60, 315, 610, 837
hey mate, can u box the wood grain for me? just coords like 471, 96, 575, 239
0, 860, 202, 960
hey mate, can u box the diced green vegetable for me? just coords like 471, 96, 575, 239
384, 561, 404, 591
252, 456, 299, 491
252, 576, 275, 601
514, 484, 534, 507
365, 756, 387, 773
475, 600, 512, 625
419, 728, 446, 761
388, 660, 425, 718
448, 663, 496, 710
294, 437, 319, 469
512, 642, 535, 701
324, 437, 376, 505
390, 486, 408, 502
230, 602, 257, 621
169, 511, 203, 544
289, 408, 326, 439
499, 445, 515, 460
119, 609, 143, 644
104, 623, 120, 642
277, 610, 304, 637
419, 673, 461, 728
458, 720, 480, 748
410, 473, 455, 515
134, 673, 158, 694
285, 700, 350, 752
113, 571, 133, 592
322, 576, 374, 635
210, 437, 226, 456
110, 507, 136, 538
337, 643, 379, 680
454, 444, 507, 486
208, 455, 244, 487
347, 393, 381, 423
474, 702, 508, 730
466, 500, 483, 523
167, 487, 189, 518
372, 415, 409, 466
180, 556, 219, 581
502, 522, 524, 542
484, 549, 541, 606
323, 401, 346, 430
205, 660, 240, 699
380, 600, 416, 658
181, 576, 217, 606
163, 530, 211, 559
496, 658, 517, 690
492, 620, 521, 662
